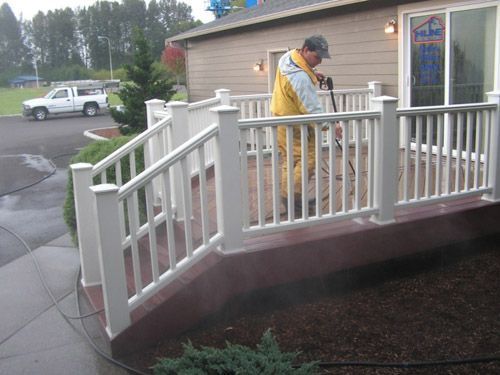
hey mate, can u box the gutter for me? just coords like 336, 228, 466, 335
167, 0, 368, 42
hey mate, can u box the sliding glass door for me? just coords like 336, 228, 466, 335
408, 5, 497, 107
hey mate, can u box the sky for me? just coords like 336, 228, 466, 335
7, 0, 215, 23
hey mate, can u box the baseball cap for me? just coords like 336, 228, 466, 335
304, 35, 331, 59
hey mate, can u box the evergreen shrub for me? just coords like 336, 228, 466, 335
152, 330, 319, 375
63, 135, 144, 243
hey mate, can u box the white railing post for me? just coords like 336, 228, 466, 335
90, 184, 130, 337
71, 163, 101, 286
370, 96, 399, 225
215, 89, 231, 105
146, 99, 166, 204
165, 101, 190, 220
210, 105, 244, 252
483, 92, 500, 202
368, 81, 382, 102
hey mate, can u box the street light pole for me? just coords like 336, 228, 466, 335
97, 35, 113, 81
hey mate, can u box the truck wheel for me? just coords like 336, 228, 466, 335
33, 108, 47, 121
83, 103, 98, 117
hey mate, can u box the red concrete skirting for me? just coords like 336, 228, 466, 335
109, 197, 500, 356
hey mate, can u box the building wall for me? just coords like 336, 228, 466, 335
185, 3, 399, 102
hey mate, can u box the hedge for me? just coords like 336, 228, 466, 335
63, 135, 144, 244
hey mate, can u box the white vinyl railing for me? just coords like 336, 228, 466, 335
396, 102, 497, 207
238, 110, 380, 235
71, 86, 500, 339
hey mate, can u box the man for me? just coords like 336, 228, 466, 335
271, 35, 342, 215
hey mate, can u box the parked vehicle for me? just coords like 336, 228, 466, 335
22, 86, 109, 120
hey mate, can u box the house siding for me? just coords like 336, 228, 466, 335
185, 3, 399, 102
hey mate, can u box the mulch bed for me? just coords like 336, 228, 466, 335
123, 235, 500, 374
89, 126, 121, 139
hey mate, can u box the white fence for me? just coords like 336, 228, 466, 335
71, 85, 500, 339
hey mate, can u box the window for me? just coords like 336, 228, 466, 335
54, 90, 68, 99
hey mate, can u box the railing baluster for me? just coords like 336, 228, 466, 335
354, 119, 362, 210
115, 160, 122, 186
314, 124, 323, 217
145, 183, 159, 283
286, 126, 294, 221
126, 194, 143, 297
328, 122, 336, 215
474, 111, 483, 189
435, 114, 444, 196
455, 113, 464, 193
300, 124, 308, 218
425, 115, 433, 198
342, 121, 349, 212
367, 119, 375, 207
271, 126, 280, 224
415, 116, 422, 200
161, 170, 177, 270
197, 146, 210, 245
180, 157, 193, 257
403, 117, 411, 202
445, 114, 454, 194
240, 129, 250, 228
483, 109, 492, 188
465, 112, 473, 191
256, 128, 265, 226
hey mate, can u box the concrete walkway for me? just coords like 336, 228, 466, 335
0, 233, 128, 375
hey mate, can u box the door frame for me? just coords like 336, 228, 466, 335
267, 48, 289, 93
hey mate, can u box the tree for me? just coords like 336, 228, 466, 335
0, 3, 31, 75
111, 28, 174, 134
161, 43, 185, 85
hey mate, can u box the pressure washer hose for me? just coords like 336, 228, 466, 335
325, 76, 356, 177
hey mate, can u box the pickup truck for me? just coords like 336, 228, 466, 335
22, 86, 109, 121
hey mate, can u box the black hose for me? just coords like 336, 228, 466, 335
0, 225, 102, 320
316, 355, 500, 369
325, 77, 356, 177
0, 152, 77, 198
0, 224, 149, 375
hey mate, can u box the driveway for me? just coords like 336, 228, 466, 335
0, 113, 117, 267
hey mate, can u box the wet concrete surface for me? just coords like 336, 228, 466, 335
0, 113, 131, 374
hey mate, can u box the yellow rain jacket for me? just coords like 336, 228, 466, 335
270, 49, 323, 201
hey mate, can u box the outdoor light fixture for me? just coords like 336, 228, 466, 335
384, 18, 397, 34
253, 59, 264, 71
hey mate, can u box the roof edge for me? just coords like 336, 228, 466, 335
167, 0, 368, 42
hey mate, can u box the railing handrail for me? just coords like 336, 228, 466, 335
92, 114, 172, 176
230, 88, 373, 102
188, 96, 221, 110
238, 110, 381, 129
397, 102, 496, 117
118, 123, 219, 200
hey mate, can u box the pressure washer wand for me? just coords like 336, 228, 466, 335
325, 77, 356, 176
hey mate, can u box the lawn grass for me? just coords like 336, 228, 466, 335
0, 87, 123, 116
0, 87, 50, 115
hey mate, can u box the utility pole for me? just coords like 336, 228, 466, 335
98, 35, 114, 81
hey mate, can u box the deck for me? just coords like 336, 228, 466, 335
82, 146, 500, 356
